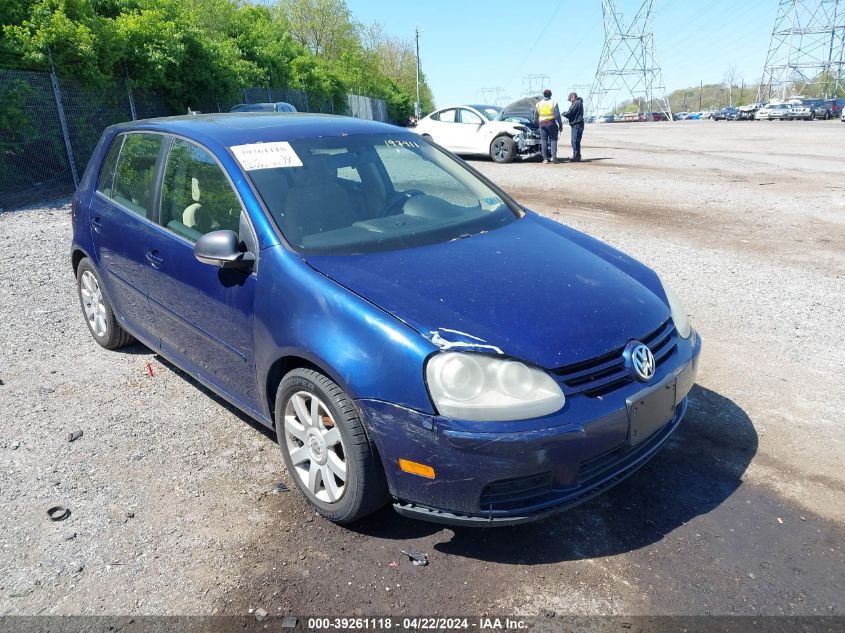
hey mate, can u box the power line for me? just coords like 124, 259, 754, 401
508, 0, 566, 85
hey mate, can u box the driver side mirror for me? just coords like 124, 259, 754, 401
194, 230, 255, 271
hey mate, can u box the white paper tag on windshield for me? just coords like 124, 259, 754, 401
230, 141, 303, 170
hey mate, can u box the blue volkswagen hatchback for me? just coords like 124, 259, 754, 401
71, 113, 701, 525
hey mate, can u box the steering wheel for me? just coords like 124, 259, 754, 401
382, 189, 425, 216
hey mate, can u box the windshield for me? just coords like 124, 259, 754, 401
242, 133, 520, 255
479, 106, 503, 121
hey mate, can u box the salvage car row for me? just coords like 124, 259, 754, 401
594, 98, 845, 124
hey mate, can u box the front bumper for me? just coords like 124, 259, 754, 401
515, 132, 541, 160
359, 330, 702, 526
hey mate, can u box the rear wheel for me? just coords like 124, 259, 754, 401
275, 368, 388, 523
490, 136, 515, 163
76, 258, 134, 349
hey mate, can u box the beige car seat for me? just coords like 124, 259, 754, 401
182, 177, 202, 230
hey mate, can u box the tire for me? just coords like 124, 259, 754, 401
76, 258, 134, 350
275, 368, 388, 524
490, 135, 515, 163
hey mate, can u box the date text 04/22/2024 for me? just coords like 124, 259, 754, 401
304, 617, 528, 630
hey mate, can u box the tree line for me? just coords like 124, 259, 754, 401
0, 0, 434, 122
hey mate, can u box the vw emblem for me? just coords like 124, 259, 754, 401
625, 342, 656, 382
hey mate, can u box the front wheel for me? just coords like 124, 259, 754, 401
490, 136, 515, 163
275, 368, 388, 523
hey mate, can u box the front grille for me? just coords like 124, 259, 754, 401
552, 319, 678, 397
479, 472, 554, 511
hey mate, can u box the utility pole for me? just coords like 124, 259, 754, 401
699, 80, 703, 111
589, 0, 672, 120
414, 27, 422, 118
758, 0, 844, 101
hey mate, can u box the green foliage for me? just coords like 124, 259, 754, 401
0, 78, 35, 153
0, 0, 432, 120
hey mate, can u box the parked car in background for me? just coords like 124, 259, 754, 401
686, 112, 703, 120
737, 103, 761, 120
826, 98, 845, 120
755, 103, 792, 120
230, 102, 298, 113
414, 104, 540, 163
597, 114, 616, 123
71, 113, 700, 526
801, 99, 832, 119
713, 107, 739, 121
786, 103, 814, 120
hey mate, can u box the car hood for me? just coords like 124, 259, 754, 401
304, 214, 670, 369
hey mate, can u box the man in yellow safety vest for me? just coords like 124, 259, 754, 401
534, 89, 563, 164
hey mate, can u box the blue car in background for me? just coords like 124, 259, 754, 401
71, 113, 701, 526
231, 102, 297, 113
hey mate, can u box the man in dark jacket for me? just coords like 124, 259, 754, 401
563, 92, 585, 162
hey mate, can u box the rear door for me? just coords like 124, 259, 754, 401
89, 132, 164, 346
144, 136, 260, 412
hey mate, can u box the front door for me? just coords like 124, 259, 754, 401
144, 137, 260, 412
455, 108, 486, 153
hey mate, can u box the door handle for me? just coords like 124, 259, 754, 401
145, 249, 163, 268
91, 217, 103, 233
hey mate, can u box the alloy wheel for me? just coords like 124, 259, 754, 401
80, 270, 107, 338
284, 391, 348, 503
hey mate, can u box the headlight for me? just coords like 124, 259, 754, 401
660, 278, 692, 339
425, 352, 565, 421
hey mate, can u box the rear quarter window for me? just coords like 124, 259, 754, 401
96, 135, 125, 197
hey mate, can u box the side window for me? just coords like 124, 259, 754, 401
160, 138, 242, 242
96, 135, 124, 197
438, 109, 457, 123
111, 133, 163, 217
458, 109, 483, 125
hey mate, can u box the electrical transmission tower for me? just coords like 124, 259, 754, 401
758, 0, 844, 102
522, 74, 550, 98
588, 0, 672, 119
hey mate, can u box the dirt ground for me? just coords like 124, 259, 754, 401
0, 120, 843, 620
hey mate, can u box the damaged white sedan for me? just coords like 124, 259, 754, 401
413, 104, 541, 163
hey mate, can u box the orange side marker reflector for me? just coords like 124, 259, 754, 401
398, 459, 436, 479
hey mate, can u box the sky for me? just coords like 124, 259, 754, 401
347, 0, 777, 108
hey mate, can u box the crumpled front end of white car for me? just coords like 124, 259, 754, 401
511, 126, 541, 160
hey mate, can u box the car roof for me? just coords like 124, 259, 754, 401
106, 113, 400, 149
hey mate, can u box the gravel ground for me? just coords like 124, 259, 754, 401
0, 120, 843, 619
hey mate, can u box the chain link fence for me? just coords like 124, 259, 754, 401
0, 68, 390, 210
